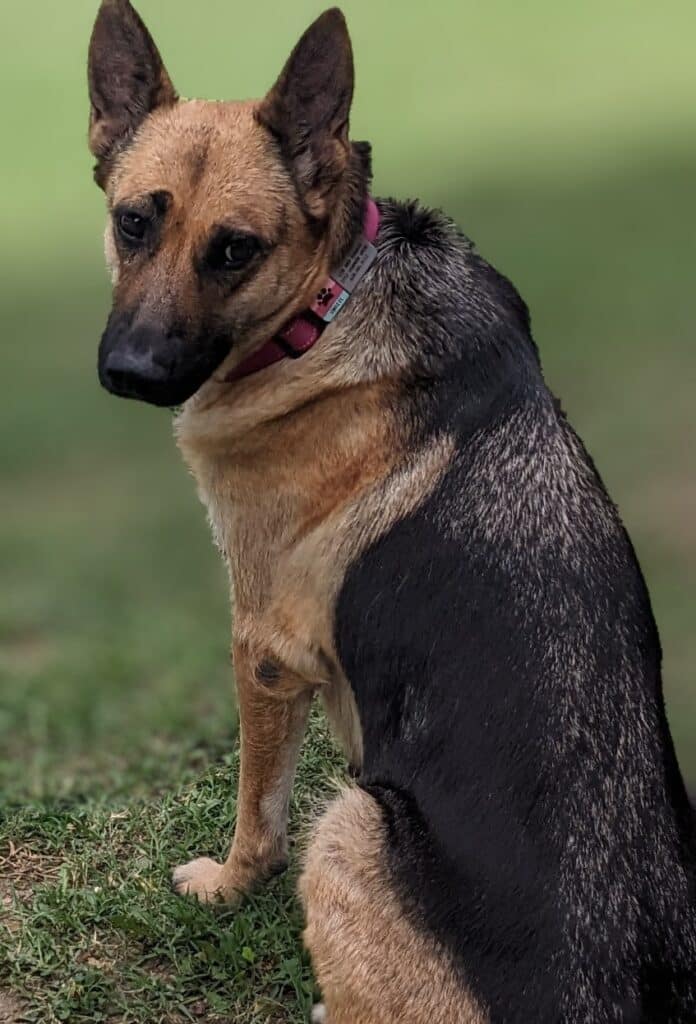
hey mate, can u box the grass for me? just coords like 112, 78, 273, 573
1, 1, 696, 1021
1, 711, 346, 1024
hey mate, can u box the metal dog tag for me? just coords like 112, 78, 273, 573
333, 238, 378, 292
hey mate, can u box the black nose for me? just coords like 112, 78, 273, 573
101, 339, 172, 394
98, 320, 186, 406
98, 312, 232, 407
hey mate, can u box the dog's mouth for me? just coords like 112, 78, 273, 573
98, 312, 232, 407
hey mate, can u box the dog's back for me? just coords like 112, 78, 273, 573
334, 201, 696, 1022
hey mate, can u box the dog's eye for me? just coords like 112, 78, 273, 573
201, 230, 264, 278
117, 211, 148, 242
222, 235, 260, 270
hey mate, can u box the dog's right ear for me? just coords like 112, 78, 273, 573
88, 0, 177, 188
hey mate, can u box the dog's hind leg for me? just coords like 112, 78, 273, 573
173, 640, 312, 903
300, 787, 488, 1024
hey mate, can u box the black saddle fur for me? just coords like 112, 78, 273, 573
336, 200, 696, 1023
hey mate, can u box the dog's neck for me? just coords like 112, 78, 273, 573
224, 196, 380, 384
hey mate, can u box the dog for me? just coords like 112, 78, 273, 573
87, 2, 696, 1021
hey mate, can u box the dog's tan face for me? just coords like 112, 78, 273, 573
88, 0, 359, 406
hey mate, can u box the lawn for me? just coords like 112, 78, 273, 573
1, 1, 695, 1021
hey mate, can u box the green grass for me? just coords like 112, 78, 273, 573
1, 1, 696, 1021
1, 711, 345, 1023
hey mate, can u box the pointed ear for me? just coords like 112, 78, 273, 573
88, 0, 177, 187
257, 8, 355, 219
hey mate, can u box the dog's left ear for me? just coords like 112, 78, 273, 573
257, 8, 354, 219
88, 0, 178, 188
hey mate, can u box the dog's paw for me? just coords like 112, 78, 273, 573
172, 857, 241, 905
311, 1004, 327, 1024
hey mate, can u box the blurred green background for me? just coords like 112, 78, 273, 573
1, 0, 695, 797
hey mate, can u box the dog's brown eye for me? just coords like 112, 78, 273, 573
117, 211, 148, 242
201, 229, 264, 278
223, 236, 260, 270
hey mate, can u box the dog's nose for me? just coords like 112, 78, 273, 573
102, 343, 170, 393
99, 322, 179, 403
98, 313, 232, 407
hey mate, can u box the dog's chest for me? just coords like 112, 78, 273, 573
197, 460, 297, 615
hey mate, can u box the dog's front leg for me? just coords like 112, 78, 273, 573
172, 640, 312, 904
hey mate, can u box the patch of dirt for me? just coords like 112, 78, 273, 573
0, 991, 26, 1024
0, 842, 63, 933
0, 847, 68, 1024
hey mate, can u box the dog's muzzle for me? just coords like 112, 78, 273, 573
98, 313, 231, 407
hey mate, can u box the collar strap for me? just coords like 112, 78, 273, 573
226, 198, 380, 383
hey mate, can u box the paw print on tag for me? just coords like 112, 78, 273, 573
309, 278, 349, 321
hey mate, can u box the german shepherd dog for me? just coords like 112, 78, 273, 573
87, 2, 696, 1020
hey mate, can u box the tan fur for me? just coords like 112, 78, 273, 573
301, 787, 489, 1024
319, 674, 363, 770
172, 645, 312, 902
105, 100, 333, 368
174, 371, 454, 898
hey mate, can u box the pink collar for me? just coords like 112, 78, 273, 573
226, 198, 380, 382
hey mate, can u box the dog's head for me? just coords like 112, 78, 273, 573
88, 0, 369, 406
